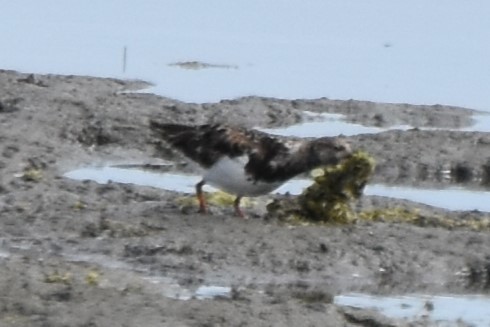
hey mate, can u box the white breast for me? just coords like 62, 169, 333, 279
203, 156, 283, 197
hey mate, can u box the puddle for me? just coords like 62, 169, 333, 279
463, 114, 490, 133
365, 184, 490, 212
64, 165, 313, 195
64, 167, 490, 212
259, 112, 412, 137
335, 293, 490, 326
195, 285, 232, 300
0, 250, 10, 260
260, 111, 490, 138
64, 252, 141, 272
64, 166, 212, 194
140, 278, 231, 301
142, 276, 194, 301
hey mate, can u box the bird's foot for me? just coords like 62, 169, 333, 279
198, 206, 212, 215
234, 207, 248, 220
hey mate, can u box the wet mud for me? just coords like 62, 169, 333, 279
1, 70, 490, 326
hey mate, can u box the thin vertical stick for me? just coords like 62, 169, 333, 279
122, 46, 127, 73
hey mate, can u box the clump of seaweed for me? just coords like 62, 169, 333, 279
359, 208, 490, 231
267, 150, 375, 223
22, 168, 43, 182
299, 150, 376, 222
44, 271, 72, 285
266, 149, 490, 231
85, 270, 101, 286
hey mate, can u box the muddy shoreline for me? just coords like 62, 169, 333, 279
1, 69, 490, 326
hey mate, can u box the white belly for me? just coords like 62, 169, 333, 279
203, 156, 283, 197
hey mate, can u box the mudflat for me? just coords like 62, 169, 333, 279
1, 69, 489, 326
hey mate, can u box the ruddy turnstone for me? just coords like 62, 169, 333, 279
150, 121, 352, 218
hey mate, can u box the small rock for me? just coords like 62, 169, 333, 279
319, 243, 328, 253
2, 145, 19, 158
481, 161, 490, 186
340, 307, 397, 327
451, 163, 474, 183
0, 98, 21, 113
17, 73, 48, 87
424, 300, 434, 311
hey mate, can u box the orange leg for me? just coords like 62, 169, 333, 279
196, 180, 207, 214
233, 196, 247, 219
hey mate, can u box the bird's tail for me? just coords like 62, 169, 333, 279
150, 120, 209, 164
149, 120, 191, 135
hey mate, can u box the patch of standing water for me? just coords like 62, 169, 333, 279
334, 293, 490, 327
0, 250, 10, 260
64, 166, 206, 194
365, 184, 490, 212
259, 112, 490, 137
462, 114, 490, 132
141, 278, 231, 301
195, 286, 232, 300
64, 167, 490, 212
259, 112, 411, 137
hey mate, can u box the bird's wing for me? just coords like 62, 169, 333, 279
150, 122, 290, 168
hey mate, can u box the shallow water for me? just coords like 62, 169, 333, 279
366, 184, 490, 212
2, 1, 490, 111
259, 112, 408, 137
64, 167, 490, 212
64, 166, 209, 194
462, 114, 490, 132
195, 285, 232, 300
260, 111, 490, 137
334, 293, 490, 326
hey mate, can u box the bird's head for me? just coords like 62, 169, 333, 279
309, 137, 352, 167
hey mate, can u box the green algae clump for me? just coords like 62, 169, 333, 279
359, 207, 490, 231
22, 168, 43, 182
299, 150, 375, 222
266, 150, 490, 231
267, 150, 375, 223
176, 191, 253, 213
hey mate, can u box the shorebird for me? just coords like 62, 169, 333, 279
150, 121, 352, 218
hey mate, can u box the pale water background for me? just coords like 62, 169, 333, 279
2, 0, 490, 111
